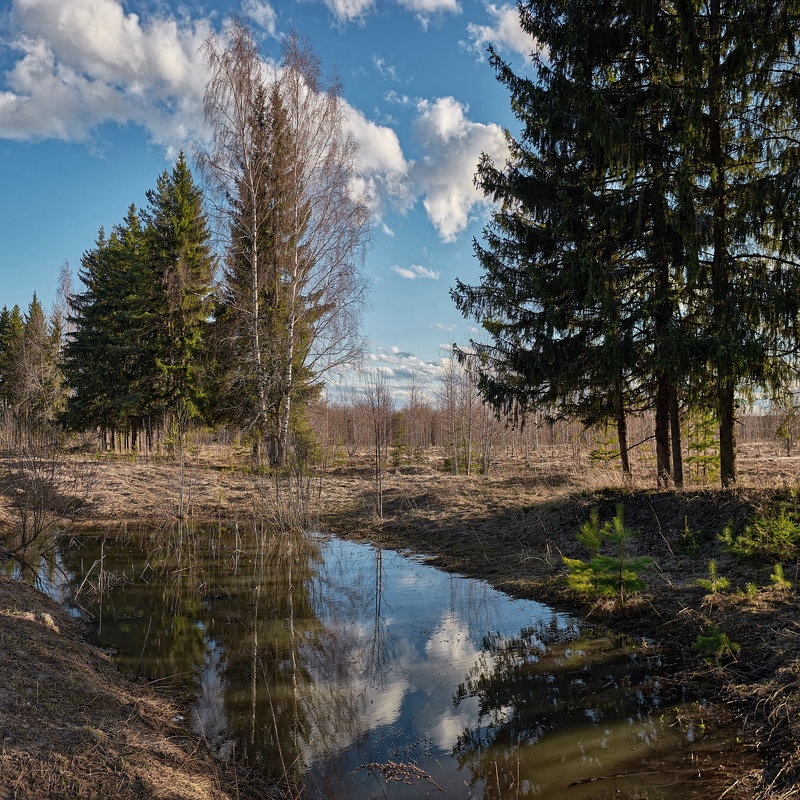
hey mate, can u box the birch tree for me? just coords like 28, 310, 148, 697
199, 23, 369, 466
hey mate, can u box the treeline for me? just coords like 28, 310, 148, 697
454, 0, 800, 488
0, 295, 63, 429
0, 155, 217, 451
0, 26, 368, 468
62, 154, 214, 451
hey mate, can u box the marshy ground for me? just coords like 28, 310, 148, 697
3, 438, 800, 798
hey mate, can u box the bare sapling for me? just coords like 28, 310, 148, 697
0, 413, 96, 577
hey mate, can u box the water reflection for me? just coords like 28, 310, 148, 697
51, 524, 752, 799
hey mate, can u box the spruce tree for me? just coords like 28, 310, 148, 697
62, 228, 119, 438
0, 305, 24, 407
674, 0, 800, 485
144, 152, 215, 419
452, 0, 692, 483
453, 0, 800, 487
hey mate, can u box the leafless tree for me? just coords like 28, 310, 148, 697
197, 22, 369, 466
363, 371, 393, 518
196, 21, 273, 458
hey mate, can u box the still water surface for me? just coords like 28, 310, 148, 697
44, 526, 751, 798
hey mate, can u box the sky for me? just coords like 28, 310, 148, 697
0, 0, 536, 398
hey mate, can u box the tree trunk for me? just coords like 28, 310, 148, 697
709, 0, 736, 487
719, 382, 736, 486
617, 395, 630, 476
669, 386, 684, 488
655, 376, 672, 488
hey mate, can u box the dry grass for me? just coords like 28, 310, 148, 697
0, 576, 281, 800
3, 439, 800, 798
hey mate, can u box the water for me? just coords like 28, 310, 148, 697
43, 525, 752, 798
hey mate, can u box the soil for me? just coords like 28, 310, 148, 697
0, 576, 281, 800
3, 438, 800, 798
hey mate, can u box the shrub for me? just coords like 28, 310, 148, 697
721, 504, 800, 561
694, 626, 740, 663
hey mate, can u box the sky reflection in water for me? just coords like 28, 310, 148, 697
55, 529, 749, 799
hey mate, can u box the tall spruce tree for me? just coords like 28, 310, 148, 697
675, 0, 800, 485
454, 0, 800, 487
144, 152, 215, 419
63, 212, 152, 446
452, 0, 692, 483
0, 305, 24, 407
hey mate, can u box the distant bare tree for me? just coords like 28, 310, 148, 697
363, 371, 393, 518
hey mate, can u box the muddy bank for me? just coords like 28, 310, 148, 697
4, 448, 800, 797
0, 576, 280, 800
326, 482, 800, 798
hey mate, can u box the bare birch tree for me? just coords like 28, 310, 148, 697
198, 22, 369, 466
196, 21, 273, 457
363, 370, 393, 518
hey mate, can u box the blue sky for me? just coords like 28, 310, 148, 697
0, 0, 535, 396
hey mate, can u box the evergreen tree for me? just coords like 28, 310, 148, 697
144, 152, 215, 418
453, 0, 800, 487
63, 214, 152, 445
0, 305, 24, 406
62, 228, 119, 437
11, 293, 64, 426
674, 0, 800, 485
452, 0, 691, 483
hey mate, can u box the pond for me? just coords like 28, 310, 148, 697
42, 524, 753, 799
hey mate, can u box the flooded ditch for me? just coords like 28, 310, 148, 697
36, 523, 756, 798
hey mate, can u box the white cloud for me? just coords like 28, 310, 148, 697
385, 89, 413, 106
242, 0, 277, 36
373, 55, 400, 82
0, 0, 505, 247
393, 264, 440, 280
431, 322, 456, 331
369, 346, 445, 385
465, 3, 538, 62
2, 0, 211, 150
323, 0, 375, 24
345, 105, 412, 217
396, 0, 461, 27
412, 96, 509, 241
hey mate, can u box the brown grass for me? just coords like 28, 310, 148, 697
0, 576, 281, 800
4, 438, 800, 798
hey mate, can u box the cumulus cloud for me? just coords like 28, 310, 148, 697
345, 104, 412, 216
323, 0, 375, 25
242, 0, 278, 35
412, 96, 509, 241
393, 264, 439, 280
431, 322, 456, 331
396, 0, 461, 27
464, 3, 538, 62
0, 0, 505, 246
2, 0, 211, 150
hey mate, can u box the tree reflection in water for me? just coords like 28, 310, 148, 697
59, 522, 368, 797
451, 628, 738, 799
54, 527, 753, 800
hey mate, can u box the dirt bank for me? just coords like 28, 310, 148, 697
3, 443, 800, 797
0, 575, 279, 800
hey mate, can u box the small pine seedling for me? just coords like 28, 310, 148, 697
697, 559, 730, 595
770, 563, 791, 590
